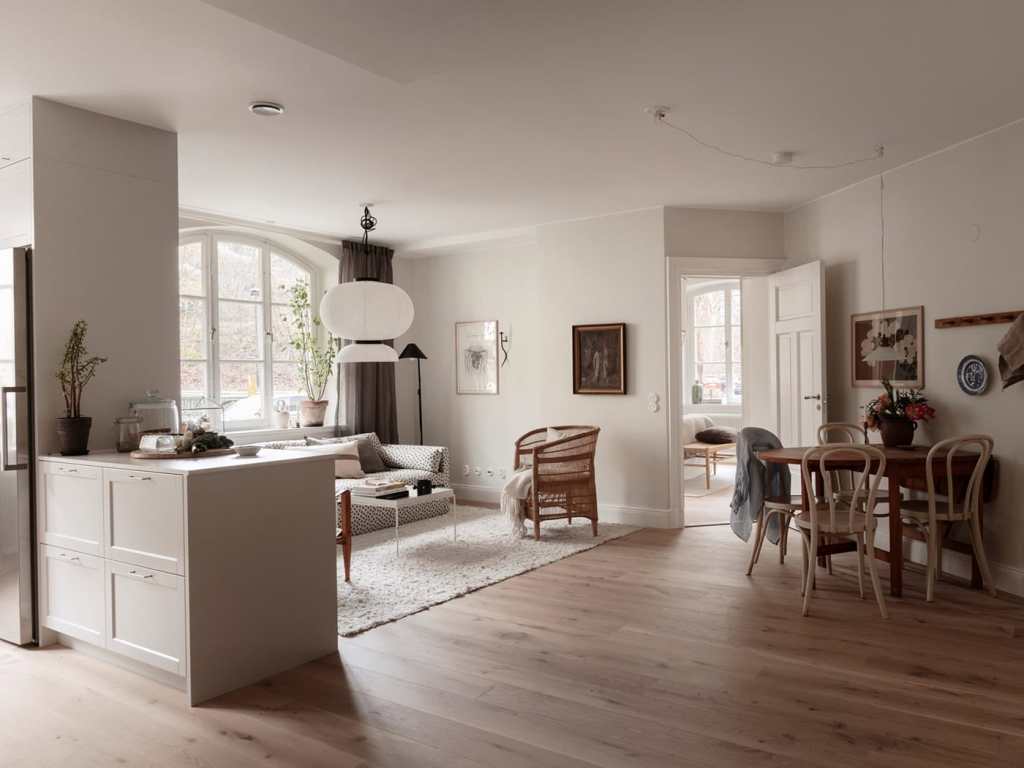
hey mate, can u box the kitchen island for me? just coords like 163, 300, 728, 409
36, 449, 337, 705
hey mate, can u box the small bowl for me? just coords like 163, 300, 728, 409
235, 445, 262, 458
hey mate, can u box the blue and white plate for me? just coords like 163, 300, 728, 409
956, 355, 989, 395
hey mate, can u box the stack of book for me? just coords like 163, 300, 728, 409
349, 480, 409, 500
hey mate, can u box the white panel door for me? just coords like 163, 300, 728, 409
105, 560, 186, 675
103, 468, 185, 574
38, 544, 105, 645
39, 462, 104, 555
769, 261, 826, 445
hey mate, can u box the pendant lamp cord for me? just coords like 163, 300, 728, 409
879, 169, 886, 313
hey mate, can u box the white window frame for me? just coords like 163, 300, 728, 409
685, 279, 742, 413
178, 231, 319, 430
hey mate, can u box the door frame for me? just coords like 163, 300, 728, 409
666, 257, 785, 527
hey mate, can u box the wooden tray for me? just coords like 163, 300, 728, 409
130, 447, 236, 460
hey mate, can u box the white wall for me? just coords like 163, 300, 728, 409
395, 208, 671, 525
31, 98, 180, 454
784, 118, 1024, 593
741, 275, 772, 429
665, 207, 783, 261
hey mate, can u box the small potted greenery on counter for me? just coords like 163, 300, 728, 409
55, 320, 107, 456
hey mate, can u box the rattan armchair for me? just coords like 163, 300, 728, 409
513, 426, 600, 540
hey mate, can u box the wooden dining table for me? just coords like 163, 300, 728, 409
758, 445, 998, 597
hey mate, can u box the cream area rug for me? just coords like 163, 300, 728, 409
337, 506, 638, 637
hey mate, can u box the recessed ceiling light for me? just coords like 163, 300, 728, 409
249, 101, 285, 117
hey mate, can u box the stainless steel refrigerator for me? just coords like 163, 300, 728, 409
0, 246, 34, 646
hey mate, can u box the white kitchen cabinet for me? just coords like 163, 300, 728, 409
103, 467, 184, 574
39, 462, 104, 555
38, 544, 104, 645
37, 451, 337, 705
105, 560, 186, 675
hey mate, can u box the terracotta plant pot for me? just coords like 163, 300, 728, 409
56, 416, 92, 456
299, 400, 329, 427
878, 416, 916, 448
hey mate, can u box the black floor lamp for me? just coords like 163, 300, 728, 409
399, 343, 427, 444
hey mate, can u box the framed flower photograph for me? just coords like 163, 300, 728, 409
850, 306, 924, 388
455, 320, 499, 394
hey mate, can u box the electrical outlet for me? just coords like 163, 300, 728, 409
486, 467, 495, 478
462, 465, 470, 477
473, 466, 482, 477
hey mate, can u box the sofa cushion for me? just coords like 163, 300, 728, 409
377, 444, 444, 473
309, 435, 387, 473
288, 442, 364, 478
695, 426, 738, 445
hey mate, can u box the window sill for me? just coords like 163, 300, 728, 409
226, 425, 338, 446
686, 404, 742, 415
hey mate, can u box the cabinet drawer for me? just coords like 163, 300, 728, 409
39, 462, 104, 555
103, 468, 184, 574
105, 561, 186, 675
38, 544, 104, 645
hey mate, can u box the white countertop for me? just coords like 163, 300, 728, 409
38, 448, 335, 476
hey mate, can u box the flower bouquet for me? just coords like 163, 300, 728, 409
864, 379, 935, 448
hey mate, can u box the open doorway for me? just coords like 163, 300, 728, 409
677, 273, 774, 527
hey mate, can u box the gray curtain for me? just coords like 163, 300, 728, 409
339, 240, 399, 443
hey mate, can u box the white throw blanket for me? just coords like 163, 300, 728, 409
501, 468, 532, 537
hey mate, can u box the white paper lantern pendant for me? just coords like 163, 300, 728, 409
319, 206, 414, 364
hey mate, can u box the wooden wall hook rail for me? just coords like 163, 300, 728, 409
934, 311, 1023, 329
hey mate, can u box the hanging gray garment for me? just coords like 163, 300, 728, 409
730, 427, 791, 543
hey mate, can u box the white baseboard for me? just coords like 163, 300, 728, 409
452, 483, 672, 528
901, 539, 1024, 598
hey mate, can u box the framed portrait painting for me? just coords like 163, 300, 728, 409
850, 306, 924, 388
573, 323, 626, 394
455, 320, 499, 394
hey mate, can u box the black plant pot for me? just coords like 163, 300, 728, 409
56, 416, 92, 456
878, 416, 916, 448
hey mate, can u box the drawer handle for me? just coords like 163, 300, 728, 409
127, 569, 154, 580
127, 474, 153, 481
58, 552, 82, 564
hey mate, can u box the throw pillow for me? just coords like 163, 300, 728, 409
288, 442, 364, 479
309, 434, 387, 473
546, 427, 567, 443
695, 426, 738, 445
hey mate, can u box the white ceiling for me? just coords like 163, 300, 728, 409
4, 0, 1024, 248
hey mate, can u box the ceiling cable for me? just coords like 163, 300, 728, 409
879, 171, 887, 312
647, 106, 885, 170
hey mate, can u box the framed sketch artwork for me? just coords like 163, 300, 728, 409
573, 323, 627, 394
455, 320, 499, 394
850, 306, 925, 388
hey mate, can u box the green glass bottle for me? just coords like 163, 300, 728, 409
691, 379, 703, 405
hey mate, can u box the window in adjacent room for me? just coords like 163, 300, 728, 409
686, 279, 742, 409
178, 233, 316, 429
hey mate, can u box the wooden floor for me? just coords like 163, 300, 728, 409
4, 525, 1024, 767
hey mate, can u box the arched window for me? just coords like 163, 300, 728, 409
686, 279, 742, 409
178, 232, 317, 429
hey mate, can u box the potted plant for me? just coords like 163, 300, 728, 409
284, 283, 336, 427
55, 320, 107, 455
864, 379, 935, 448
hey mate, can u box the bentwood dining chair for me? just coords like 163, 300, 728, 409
899, 435, 997, 602
795, 444, 888, 618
